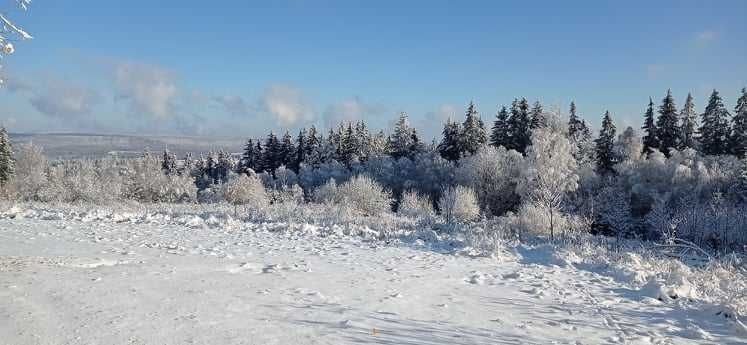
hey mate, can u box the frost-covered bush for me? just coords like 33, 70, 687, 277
312, 178, 338, 205
221, 172, 268, 214
336, 175, 392, 216
123, 157, 196, 203
397, 190, 434, 219
439, 185, 479, 223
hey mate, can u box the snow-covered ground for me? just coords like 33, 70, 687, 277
1, 208, 745, 344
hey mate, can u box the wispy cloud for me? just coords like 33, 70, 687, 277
112, 62, 177, 119
30, 79, 99, 119
260, 84, 313, 126
693, 30, 719, 47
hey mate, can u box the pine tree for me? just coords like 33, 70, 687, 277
0, 126, 14, 186
507, 98, 532, 154
262, 132, 281, 173
306, 125, 320, 162
656, 89, 680, 156
161, 150, 178, 175
438, 119, 462, 161
460, 101, 487, 155
529, 100, 546, 130
215, 150, 233, 183
699, 89, 731, 155
641, 97, 659, 156
340, 123, 357, 165
679, 93, 697, 150
490, 106, 510, 148
595, 111, 617, 174
730, 87, 747, 157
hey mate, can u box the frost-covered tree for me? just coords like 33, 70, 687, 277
279, 131, 296, 168
240, 139, 259, 174
12, 142, 46, 200
679, 93, 697, 150
699, 89, 731, 155
656, 89, 680, 156
490, 106, 510, 149
614, 127, 643, 163
595, 111, 616, 174
567, 101, 584, 141
641, 97, 659, 156
457, 145, 523, 216
0, 1, 33, 86
261, 132, 281, 173
518, 112, 579, 240
438, 119, 461, 161
439, 185, 479, 223
459, 101, 487, 156
0, 126, 14, 186
729, 87, 747, 157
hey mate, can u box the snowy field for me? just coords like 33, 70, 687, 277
1, 207, 746, 345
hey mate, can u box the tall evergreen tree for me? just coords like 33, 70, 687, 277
279, 131, 296, 168
507, 98, 532, 154
679, 93, 697, 150
529, 100, 546, 130
340, 123, 357, 165
354, 121, 371, 161
239, 139, 258, 173
567, 101, 584, 141
306, 125, 320, 161
490, 106, 510, 148
641, 97, 659, 156
262, 132, 281, 173
389, 112, 417, 159
460, 101, 487, 155
0, 126, 14, 186
294, 128, 307, 171
730, 87, 747, 156
656, 89, 680, 156
595, 111, 617, 174
699, 89, 731, 155
438, 119, 461, 161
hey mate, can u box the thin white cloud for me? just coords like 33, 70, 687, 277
419, 104, 459, 139
323, 96, 386, 129
693, 30, 719, 47
30, 79, 99, 119
260, 84, 313, 126
113, 62, 177, 119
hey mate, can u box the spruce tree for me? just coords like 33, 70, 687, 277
279, 131, 296, 168
460, 101, 487, 155
595, 111, 617, 174
239, 139, 258, 173
438, 119, 461, 161
641, 97, 659, 156
306, 125, 320, 161
567, 101, 583, 141
340, 123, 357, 165
0, 126, 14, 186
507, 98, 532, 154
679, 93, 697, 150
354, 121, 371, 161
529, 100, 546, 130
389, 112, 416, 159
731, 88, 747, 156
699, 89, 731, 155
656, 89, 680, 156
490, 106, 510, 148
262, 132, 281, 173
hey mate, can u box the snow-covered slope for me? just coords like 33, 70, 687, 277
0, 216, 744, 344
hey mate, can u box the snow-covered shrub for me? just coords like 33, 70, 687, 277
221, 172, 268, 214
123, 156, 196, 203
397, 190, 434, 219
336, 175, 392, 216
439, 185, 479, 223
312, 178, 338, 205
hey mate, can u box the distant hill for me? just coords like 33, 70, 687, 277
9, 133, 246, 159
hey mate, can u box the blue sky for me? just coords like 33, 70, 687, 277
1, 0, 746, 139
